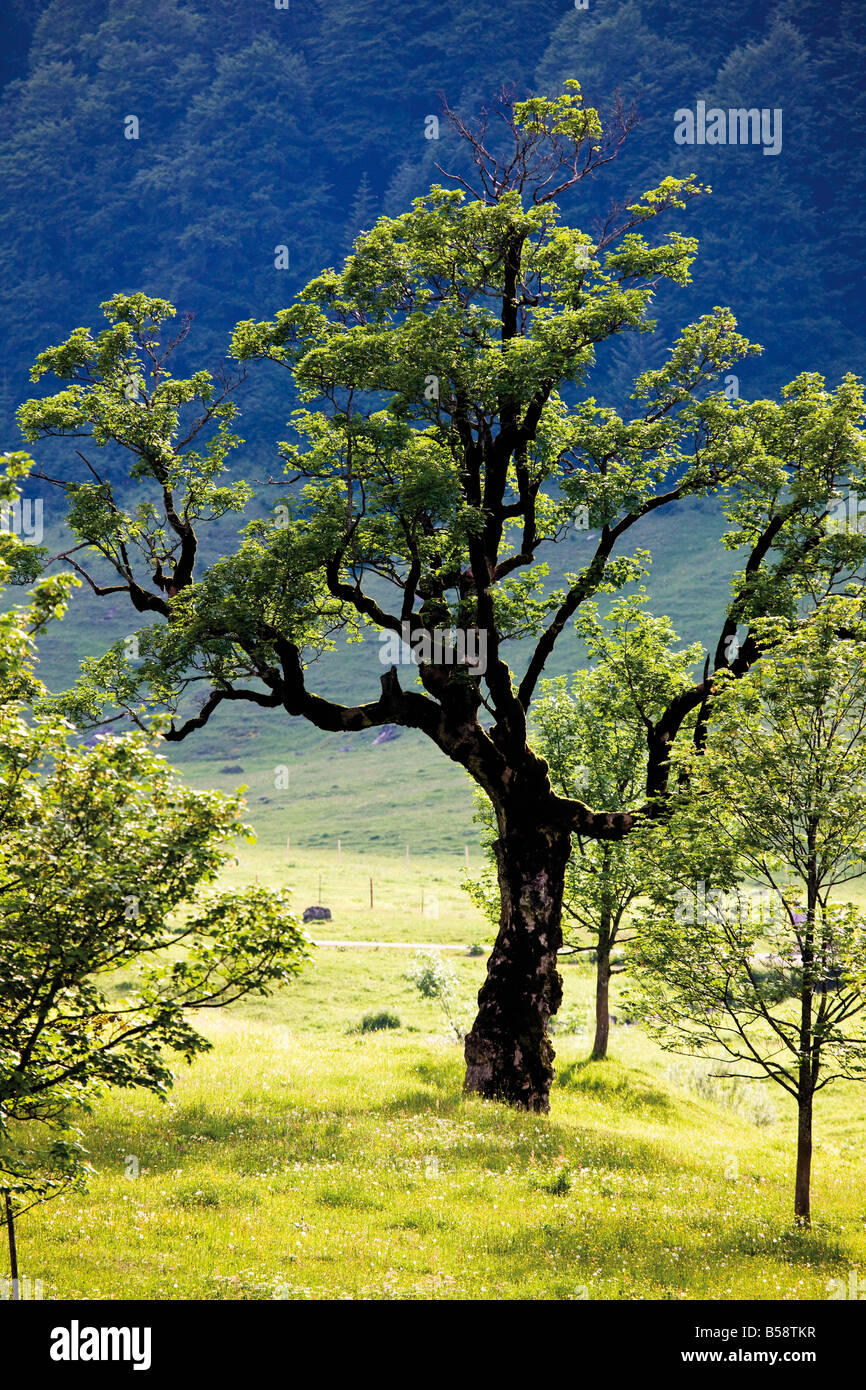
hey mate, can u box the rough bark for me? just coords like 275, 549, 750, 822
463, 822, 571, 1112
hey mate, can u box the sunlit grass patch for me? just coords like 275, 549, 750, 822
15, 954, 866, 1302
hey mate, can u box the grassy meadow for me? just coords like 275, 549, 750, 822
17, 838, 866, 1303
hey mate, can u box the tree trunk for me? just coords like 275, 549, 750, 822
4, 1192, 19, 1301
463, 822, 571, 1112
592, 926, 612, 1060
794, 1093, 812, 1225
795, 845, 817, 1225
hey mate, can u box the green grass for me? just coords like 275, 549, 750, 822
17, 941, 866, 1301
218, 843, 490, 947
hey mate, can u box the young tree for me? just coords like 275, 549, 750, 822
465, 595, 700, 1059
630, 600, 866, 1224
0, 510, 310, 1280
18, 85, 866, 1110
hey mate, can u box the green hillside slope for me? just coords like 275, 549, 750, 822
28, 496, 734, 855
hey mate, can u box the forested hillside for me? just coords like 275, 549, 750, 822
1, 0, 863, 453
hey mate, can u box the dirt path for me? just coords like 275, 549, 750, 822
312, 938, 482, 952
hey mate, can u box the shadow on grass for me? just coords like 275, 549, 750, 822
720, 1218, 850, 1268
84, 1101, 360, 1175
167, 1179, 263, 1210
389, 1211, 453, 1233
376, 1086, 466, 1118
315, 1186, 384, 1212
412, 1058, 463, 1090
555, 1057, 673, 1116
81, 1048, 731, 1196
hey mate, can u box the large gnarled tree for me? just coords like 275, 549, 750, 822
18, 84, 866, 1111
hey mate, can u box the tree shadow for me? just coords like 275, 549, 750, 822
555, 1057, 674, 1116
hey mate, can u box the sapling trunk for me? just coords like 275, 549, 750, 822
4, 1192, 19, 1301
592, 927, 612, 1061
794, 851, 818, 1226
794, 1093, 813, 1225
